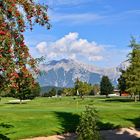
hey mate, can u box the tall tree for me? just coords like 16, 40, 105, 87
118, 70, 127, 96
74, 78, 80, 96
49, 88, 56, 97
124, 37, 140, 102
11, 81, 40, 102
100, 76, 114, 97
74, 78, 92, 97
0, 0, 50, 97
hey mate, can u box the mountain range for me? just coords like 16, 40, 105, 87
37, 59, 129, 87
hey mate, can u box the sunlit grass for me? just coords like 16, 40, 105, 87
0, 97, 140, 139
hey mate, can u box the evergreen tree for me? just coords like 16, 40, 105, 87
49, 88, 56, 97
118, 70, 127, 96
10, 76, 40, 102
124, 37, 140, 102
57, 89, 62, 96
100, 76, 114, 97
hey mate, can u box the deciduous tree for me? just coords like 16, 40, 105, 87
74, 78, 93, 97
0, 0, 50, 97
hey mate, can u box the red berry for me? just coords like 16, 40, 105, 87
0, 30, 6, 35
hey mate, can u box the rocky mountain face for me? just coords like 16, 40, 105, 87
37, 59, 129, 87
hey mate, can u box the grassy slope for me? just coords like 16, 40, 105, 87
0, 97, 140, 140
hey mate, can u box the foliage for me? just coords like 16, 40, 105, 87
118, 70, 127, 96
49, 88, 56, 97
10, 82, 40, 100
123, 37, 140, 101
62, 80, 99, 96
76, 105, 100, 140
30, 82, 41, 98
41, 86, 62, 95
43, 88, 56, 97
42, 92, 47, 97
57, 89, 62, 96
74, 78, 93, 96
62, 87, 75, 96
90, 84, 100, 95
100, 76, 114, 97
0, 0, 50, 97
0, 97, 140, 139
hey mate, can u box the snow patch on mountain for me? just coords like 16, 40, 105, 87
37, 59, 129, 87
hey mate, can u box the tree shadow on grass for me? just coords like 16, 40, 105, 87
100, 129, 140, 140
98, 121, 121, 130
5, 102, 27, 104
99, 119, 140, 140
0, 123, 14, 140
53, 112, 121, 132
98, 121, 140, 140
0, 123, 13, 128
0, 134, 10, 140
125, 116, 140, 128
105, 98, 134, 102
54, 112, 80, 133
53, 112, 140, 140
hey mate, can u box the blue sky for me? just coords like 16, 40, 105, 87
24, 0, 140, 67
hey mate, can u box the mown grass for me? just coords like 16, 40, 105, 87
0, 96, 140, 140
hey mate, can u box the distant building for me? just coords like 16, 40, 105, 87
114, 89, 120, 95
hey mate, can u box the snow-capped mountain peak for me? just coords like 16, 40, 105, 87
37, 59, 129, 87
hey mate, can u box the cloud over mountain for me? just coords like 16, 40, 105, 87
36, 32, 106, 62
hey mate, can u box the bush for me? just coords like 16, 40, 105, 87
76, 106, 100, 140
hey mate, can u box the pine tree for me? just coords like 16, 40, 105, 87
100, 76, 114, 97
118, 70, 126, 96
124, 37, 140, 102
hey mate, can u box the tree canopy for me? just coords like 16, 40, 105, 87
74, 78, 93, 96
0, 0, 50, 96
118, 70, 127, 96
123, 37, 140, 101
100, 76, 114, 97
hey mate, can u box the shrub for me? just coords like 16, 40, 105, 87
76, 106, 100, 140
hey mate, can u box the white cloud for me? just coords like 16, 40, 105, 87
89, 56, 103, 61
48, 9, 140, 26
50, 12, 104, 25
36, 32, 106, 62
36, 42, 47, 54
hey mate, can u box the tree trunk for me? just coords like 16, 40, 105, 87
20, 99, 22, 104
106, 93, 109, 98
139, 93, 140, 101
134, 95, 137, 102
130, 94, 132, 99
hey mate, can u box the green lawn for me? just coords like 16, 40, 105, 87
0, 97, 140, 140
